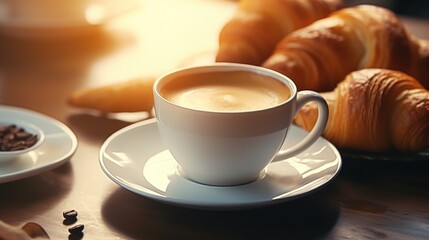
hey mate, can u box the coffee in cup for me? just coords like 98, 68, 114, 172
159, 70, 290, 112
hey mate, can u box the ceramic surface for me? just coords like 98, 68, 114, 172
0, 105, 78, 183
100, 118, 342, 210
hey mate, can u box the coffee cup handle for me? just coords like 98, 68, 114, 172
273, 90, 329, 162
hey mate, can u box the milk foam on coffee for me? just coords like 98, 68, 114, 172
160, 71, 291, 112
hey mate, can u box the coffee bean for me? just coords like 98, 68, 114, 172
16, 131, 31, 139
68, 224, 84, 235
63, 210, 78, 220
26, 135, 38, 146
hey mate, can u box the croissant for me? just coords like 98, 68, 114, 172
68, 77, 156, 113
294, 68, 429, 152
262, 5, 429, 91
215, 0, 343, 65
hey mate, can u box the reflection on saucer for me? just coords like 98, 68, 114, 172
0, 151, 38, 172
143, 147, 339, 205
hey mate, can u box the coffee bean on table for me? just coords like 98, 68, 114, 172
63, 210, 78, 220
63, 210, 78, 225
68, 224, 84, 235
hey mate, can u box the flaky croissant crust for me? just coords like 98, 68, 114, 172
216, 0, 342, 65
263, 5, 429, 91
295, 68, 429, 152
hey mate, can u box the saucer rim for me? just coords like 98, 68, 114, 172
99, 118, 342, 210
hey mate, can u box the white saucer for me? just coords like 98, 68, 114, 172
100, 118, 341, 210
0, 105, 78, 183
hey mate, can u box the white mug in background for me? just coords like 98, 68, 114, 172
153, 63, 328, 186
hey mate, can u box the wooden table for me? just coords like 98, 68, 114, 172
1, 1, 428, 239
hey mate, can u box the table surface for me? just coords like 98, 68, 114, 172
1, 1, 429, 239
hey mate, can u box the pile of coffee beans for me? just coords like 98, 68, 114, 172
0, 124, 38, 151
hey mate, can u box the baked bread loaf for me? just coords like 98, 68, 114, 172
263, 5, 429, 91
216, 0, 343, 65
295, 68, 429, 152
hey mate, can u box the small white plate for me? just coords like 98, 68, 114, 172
100, 118, 342, 210
0, 105, 78, 183
0, 0, 139, 38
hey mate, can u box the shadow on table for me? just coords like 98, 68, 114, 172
101, 183, 340, 240
339, 154, 429, 195
0, 163, 73, 219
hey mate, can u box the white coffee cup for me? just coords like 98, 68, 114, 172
153, 63, 328, 186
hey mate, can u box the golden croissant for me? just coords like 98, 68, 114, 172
295, 68, 429, 152
68, 77, 156, 113
216, 0, 343, 65
263, 5, 429, 91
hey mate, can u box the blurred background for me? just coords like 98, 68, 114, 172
345, 0, 429, 19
